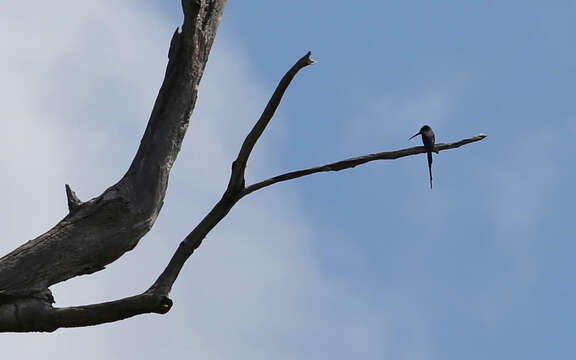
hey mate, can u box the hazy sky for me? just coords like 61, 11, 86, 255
2, 1, 575, 359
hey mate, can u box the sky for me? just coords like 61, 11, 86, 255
1, 1, 575, 359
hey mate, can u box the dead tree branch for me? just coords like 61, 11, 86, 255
0, 0, 228, 332
0, 1, 486, 333
242, 134, 487, 196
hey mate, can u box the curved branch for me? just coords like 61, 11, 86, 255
242, 134, 487, 196
0, 0, 226, 316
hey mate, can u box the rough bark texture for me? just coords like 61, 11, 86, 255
0, 0, 487, 333
0, 0, 227, 331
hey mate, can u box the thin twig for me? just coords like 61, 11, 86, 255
242, 134, 487, 196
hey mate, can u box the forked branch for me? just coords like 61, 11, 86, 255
0, 0, 229, 332
228, 51, 316, 191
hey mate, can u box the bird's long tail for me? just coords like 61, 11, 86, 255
427, 151, 433, 189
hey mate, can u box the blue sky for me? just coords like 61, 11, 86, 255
1, 1, 575, 359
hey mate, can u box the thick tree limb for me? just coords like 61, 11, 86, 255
0, 0, 225, 299
242, 134, 487, 196
0, 0, 227, 331
0, 291, 171, 333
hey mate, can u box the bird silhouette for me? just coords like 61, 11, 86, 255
409, 125, 436, 189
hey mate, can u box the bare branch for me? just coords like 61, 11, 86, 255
123, 0, 227, 210
228, 51, 315, 191
0, 0, 227, 331
0, 0, 227, 300
242, 134, 487, 196
0, 291, 171, 332
48, 293, 171, 328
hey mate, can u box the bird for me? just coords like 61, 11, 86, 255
409, 125, 436, 189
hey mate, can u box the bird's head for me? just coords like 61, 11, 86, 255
409, 125, 432, 140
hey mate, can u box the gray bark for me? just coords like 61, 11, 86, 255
0, 0, 227, 331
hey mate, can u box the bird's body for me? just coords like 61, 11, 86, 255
409, 125, 436, 188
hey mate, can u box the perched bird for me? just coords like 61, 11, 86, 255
409, 125, 436, 189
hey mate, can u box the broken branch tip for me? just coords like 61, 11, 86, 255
304, 51, 316, 65
65, 184, 82, 211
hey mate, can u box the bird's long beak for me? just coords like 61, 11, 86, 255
408, 132, 420, 140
